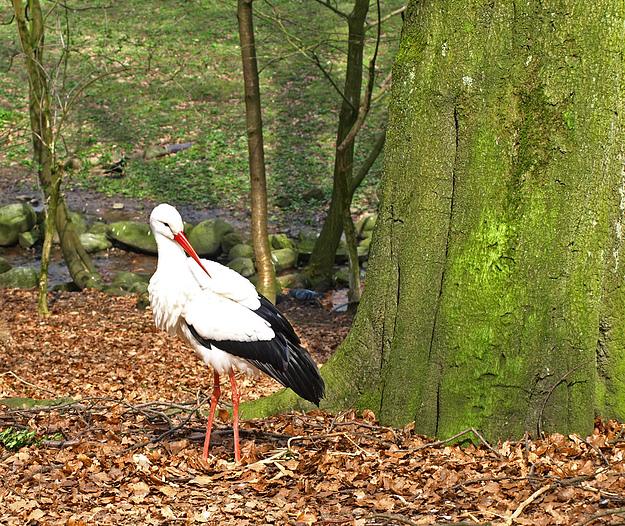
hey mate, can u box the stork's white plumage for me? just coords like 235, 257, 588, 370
148, 203, 325, 462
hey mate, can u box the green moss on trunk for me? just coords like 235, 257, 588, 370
244, 0, 625, 441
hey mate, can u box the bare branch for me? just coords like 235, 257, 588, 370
336, 0, 382, 154
366, 4, 406, 29
349, 129, 385, 197
312, 53, 352, 109
313, 0, 349, 20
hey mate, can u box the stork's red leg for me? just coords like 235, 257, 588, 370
229, 369, 241, 463
202, 371, 221, 461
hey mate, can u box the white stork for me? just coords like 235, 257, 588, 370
148, 203, 325, 462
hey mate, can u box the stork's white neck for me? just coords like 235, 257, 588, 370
155, 235, 188, 271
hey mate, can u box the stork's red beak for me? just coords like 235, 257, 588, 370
174, 232, 212, 277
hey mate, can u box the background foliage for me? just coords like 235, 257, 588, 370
0, 0, 403, 224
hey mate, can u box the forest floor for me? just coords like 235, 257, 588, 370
1, 289, 625, 526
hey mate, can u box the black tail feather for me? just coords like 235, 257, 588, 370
248, 340, 325, 406
187, 323, 325, 406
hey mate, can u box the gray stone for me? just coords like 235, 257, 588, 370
0, 257, 12, 274
19, 228, 40, 249
302, 187, 325, 201
188, 218, 234, 258
227, 257, 256, 278
221, 232, 243, 254
79, 232, 112, 253
106, 221, 157, 254
0, 267, 39, 288
270, 233, 296, 250
87, 221, 108, 235
0, 203, 37, 247
229, 244, 255, 261
271, 248, 299, 273
112, 271, 149, 291
296, 229, 319, 256
356, 214, 377, 237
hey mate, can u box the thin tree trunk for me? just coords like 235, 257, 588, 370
306, 0, 370, 284
237, 0, 276, 304
13, 0, 103, 292
38, 174, 61, 317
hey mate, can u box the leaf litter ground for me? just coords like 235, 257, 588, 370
1, 289, 625, 526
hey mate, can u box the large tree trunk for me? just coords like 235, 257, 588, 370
244, 0, 625, 440
237, 0, 276, 304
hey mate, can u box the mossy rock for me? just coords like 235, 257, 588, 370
0, 203, 36, 247
79, 232, 112, 253
106, 221, 157, 254
229, 243, 255, 261
0, 257, 11, 274
113, 271, 149, 291
87, 221, 108, 235
0, 267, 39, 289
0, 397, 74, 409
187, 218, 234, 258
270, 233, 296, 250
221, 232, 243, 254
271, 248, 299, 273
227, 257, 256, 278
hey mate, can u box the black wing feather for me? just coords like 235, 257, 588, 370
186, 294, 325, 405
254, 295, 300, 345
247, 339, 325, 405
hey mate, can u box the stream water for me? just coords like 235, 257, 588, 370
1, 244, 157, 288
0, 198, 349, 308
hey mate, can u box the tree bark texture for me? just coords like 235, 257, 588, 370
319, 0, 625, 440
237, 0, 276, 304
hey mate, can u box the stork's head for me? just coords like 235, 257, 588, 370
150, 203, 185, 240
150, 203, 211, 277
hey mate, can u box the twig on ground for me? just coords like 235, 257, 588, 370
503, 484, 554, 526
333, 420, 387, 430
365, 512, 420, 526
448, 475, 541, 491
327, 398, 359, 432
414, 427, 502, 459
577, 435, 611, 467
574, 507, 625, 526
0, 370, 59, 397
114, 396, 210, 456
287, 432, 346, 453
19, 463, 64, 484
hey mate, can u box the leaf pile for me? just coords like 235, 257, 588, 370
1, 289, 625, 525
